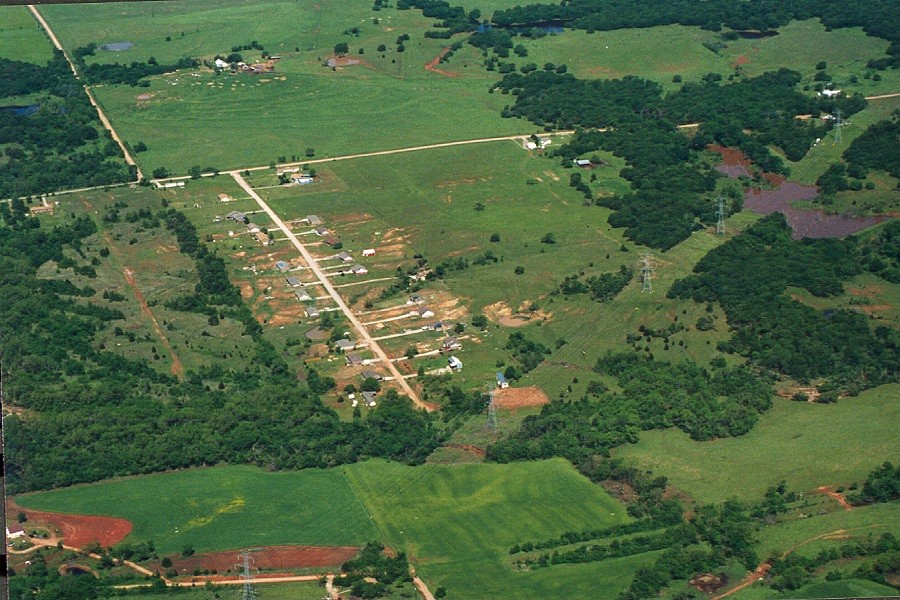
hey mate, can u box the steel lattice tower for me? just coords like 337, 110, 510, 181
833, 108, 843, 145
235, 550, 260, 600
484, 387, 499, 433
641, 253, 653, 293
716, 196, 726, 235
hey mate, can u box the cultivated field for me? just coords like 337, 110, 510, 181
614, 384, 900, 504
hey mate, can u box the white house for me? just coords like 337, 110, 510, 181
6, 523, 25, 539
362, 248, 376, 257
496, 372, 509, 389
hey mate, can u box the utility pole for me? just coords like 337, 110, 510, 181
716, 196, 726, 236
641, 253, 652, 293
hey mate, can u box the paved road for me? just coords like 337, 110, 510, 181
28, 5, 143, 180
231, 172, 430, 411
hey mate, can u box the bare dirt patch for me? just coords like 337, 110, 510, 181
816, 486, 853, 511
691, 573, 726, 593
159, 545, 359, 575
484, 300, 551, 327
9, 501, 132, 550
600, 480, 639, 504
425, 48, 457, 77
776, 386, 820, 403
708, 144, 752, 167
731, 54, 750, 68
493, 386, 550, 410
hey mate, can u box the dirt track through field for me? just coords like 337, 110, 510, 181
817, 485, 853, 510
425, 48, 455, 77
711, 562, 770, 599
122, 267, 184, 377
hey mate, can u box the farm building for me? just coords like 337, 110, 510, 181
307, 215, 323, 225
275, 261, 290, 271
335, 339, 355, 351
292, 174, 315, 185
448, 356, 463, 371
361, 370, 382, 381
346, 352, 363, 366
417, 306, 435, 319
362, 248, 376, 257
443, 337, 462, 351
351, 264, 369, 275
314, 226, 329, 236
575, 159, 593, 167
29, 204, 54, 216
496, 372, 509, 389
305, 328, 328, 341
338, 251, 353, 262
254, 231, 272, 246
362, 391, 378, 407
286, 276, 302, 287
6, 523, 25, 539
306, 306, 320, 318
295, 289, 312, 302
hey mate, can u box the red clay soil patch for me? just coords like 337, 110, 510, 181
691, 572, 726, 593
817, 486, 853, 511
425, 48, 457, 77
444, 444, 487, 457
707, 144, 751, 166
9, 501, 132, 550
161, 545, 359, 575
731, 55, 750, 68
493, 386, 550, 410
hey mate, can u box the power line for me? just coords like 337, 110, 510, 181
641, 253, 652, 293
832, 108, 843, 146
716, 196, 726, 236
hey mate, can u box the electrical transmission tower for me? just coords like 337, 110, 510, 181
484, 386, 499, 433
716, 196, 726, 235
235, 550, 260, 600
832, 108, 844, 145
641, 253, 653, 293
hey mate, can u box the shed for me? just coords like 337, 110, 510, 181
275, 261, 290, 271
351, 264, 369, 275
448, 356, 463, 371
286, 276, 302, 287
307, 215, 323, 225
346, 352, 363, 365
575, 159, 592, 167
295, 289, 312, 302
496, 372, 509, 388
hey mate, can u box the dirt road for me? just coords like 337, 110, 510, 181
122, 267, 184, 377
28, 5, 142, 180
711, 562, 771, 599
231, 172, 429, 410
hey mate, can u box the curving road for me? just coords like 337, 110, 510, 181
231, 172, 430, 411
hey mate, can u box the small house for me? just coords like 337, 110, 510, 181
346, 352, 363, 366
305, 306, 320, 318
820, 89, 842, 98
275, 260, 290, 271
295, 289, 312, 302
314, 226, 329, 236
305, 327, 328, 341
286, 276, 302, 287
247, 222, 261, 233
432, 320, 445, 330
292, 174, 315, 185
496, 372, 509, 389
325, 237, 340, 247
154, 181, 185, 189
362, 248, 376, 257
417, 306, 435, 319
307, 215, 323, 225
575, 159, 592, 167
448, 356, 463, 371
361, 370, 382, 381
29, 204, 54, 216
218, 193, 232, 202
351, 264, 368, 275
214, 58, 230, 69
362, 391, 378, 407
227, 211, 247, 222
254, 231, 271, 246
335, 339, 355, 351
443, 337, 461, 351
6, 523, 25, 539
338, 251, 353, 262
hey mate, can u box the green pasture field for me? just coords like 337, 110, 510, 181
783, 96, 900, 184
731, 578, 900, 600
98, 582, 327, 600
788, 271, 900, 332
615, 384, 900, 505
19, 458, 636, 599
0, 6, 53, 64
37, 0, 530, 175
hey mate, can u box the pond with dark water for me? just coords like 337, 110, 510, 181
0, 104, 39, 116
100, 42, 134, 51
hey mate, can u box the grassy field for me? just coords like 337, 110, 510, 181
99, 582, 327, 600
0, 6, 53, 64
615, 384, 900, 504
732, 577, 900, 599
38, 0, 530, 175
19, 459, 636, 599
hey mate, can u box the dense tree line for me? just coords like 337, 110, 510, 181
854, 221, 900, 284
843, 117, 900, 179
554, 265, 634, 301
669, 214, 900, 390
73, 44, 198, 86
336, 542, 412, 598
487, 354, 771, 465
489, 0, 900, 68
847, 462, 900, 505
0, 50, 133, 199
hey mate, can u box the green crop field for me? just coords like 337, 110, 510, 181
0, 6, 53, 64
19, 458, 637, 599
615, 384, 900, 505
37, 0, 530, 175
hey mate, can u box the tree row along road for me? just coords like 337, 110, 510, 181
231, 172, 430, 411
28, 5, 143, 180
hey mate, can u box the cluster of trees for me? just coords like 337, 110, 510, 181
336, 542, 412, 598
847, 462, 900, 505
72, 44, 198, 86
398, 0, 482, 35
505, 331, 550, 375
669, 214, 900, 391
487, 353, 771, 466
489, 0, 900, 69
844, 117, 900, 179
854, 221, 900, 284
0, 51, 133, 199
555, 265, 634, 302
